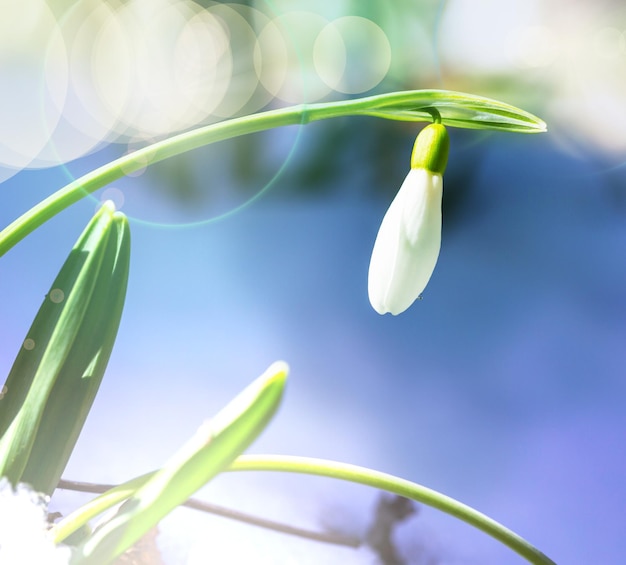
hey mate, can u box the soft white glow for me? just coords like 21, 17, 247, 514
0, 2, 396, 176
0, 479, 71, 564
0, 0, 67, 177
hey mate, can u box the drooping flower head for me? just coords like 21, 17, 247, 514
368, 123, 449, 315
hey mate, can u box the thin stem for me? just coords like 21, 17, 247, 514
0, 89, 545, 257
0, 100, 385, 258
56, 455, 555, 565
425, 107, 442, 124
228, 455, 557, 565
54, 478, 360, 549
0, 107, 306, 258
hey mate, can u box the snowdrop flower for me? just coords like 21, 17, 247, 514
0, 478, 71, 564
368, 123, 449, 315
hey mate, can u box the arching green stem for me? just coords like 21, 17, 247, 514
0, 89, 545, 257
229, 455, 557, 565
54, 453, 555, 565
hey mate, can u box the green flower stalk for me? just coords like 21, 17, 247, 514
0, 90, 545, 260
368, 124, 449, 315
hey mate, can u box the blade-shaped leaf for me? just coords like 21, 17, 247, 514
350, 89, 547, 133
71, 362, 288, 565
0, 202, 129, 491
20, 211, 130, 494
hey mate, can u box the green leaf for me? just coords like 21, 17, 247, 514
70, 362, 288, 565
0, 202, 130, 493
349, 89, 547, 133
22, 211, 130, 495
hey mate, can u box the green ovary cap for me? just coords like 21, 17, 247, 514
410, 123, 450, 174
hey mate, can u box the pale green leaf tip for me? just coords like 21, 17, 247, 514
100, 200, 116, 214
113, 210, 129, 223
259, 360, 289, 406
263, 361, 289, 388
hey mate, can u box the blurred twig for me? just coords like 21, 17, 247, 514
57, 478, 361, 548
366, 494, 417, 565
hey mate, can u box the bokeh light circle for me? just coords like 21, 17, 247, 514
314, 16, 391, 94
34, 1, 122, 167
2, 3, 395, 228
81, 2, 314, 229
255, 11, 332, 103
0, 0, 67, 180
205, 3, 275, 117
49, 288, 65, 303
90, 0, 233, 139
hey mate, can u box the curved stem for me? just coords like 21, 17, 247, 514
0, 89, 545, 257
54, 454, 555, 564
0, 106, 306, 257
228, 455, 557, 565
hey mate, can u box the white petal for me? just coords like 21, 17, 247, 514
368, 168, 442, 315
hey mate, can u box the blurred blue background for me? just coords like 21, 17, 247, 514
2, 1, 626, 564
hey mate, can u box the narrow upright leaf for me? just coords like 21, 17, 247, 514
0, 202, 130, 493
